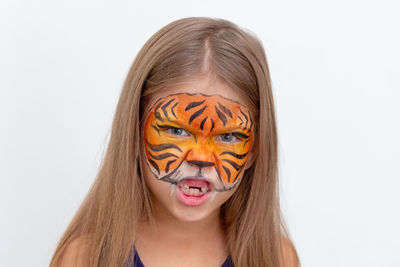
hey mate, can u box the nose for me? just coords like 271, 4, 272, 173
185, 145, 216, 169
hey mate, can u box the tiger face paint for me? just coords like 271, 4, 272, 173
143, 93, 254, 192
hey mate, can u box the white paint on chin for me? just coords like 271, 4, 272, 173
170, 184, 176, 196
209, 191, 218, 203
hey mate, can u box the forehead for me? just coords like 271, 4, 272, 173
143, 76, 254, 117
146, 93, 253, 134
153, 93, 244, 111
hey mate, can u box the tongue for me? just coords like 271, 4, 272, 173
179, 179, 209, 189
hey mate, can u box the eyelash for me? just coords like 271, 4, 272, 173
215, 133, 245, 143
161, 126, 191, 137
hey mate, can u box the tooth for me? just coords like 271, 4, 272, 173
201, 187, 208, 193
183, 184, 189, 190
190, 188, 200, 195
180, 185, 190, 194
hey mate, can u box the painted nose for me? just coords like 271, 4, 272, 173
185, 146, 216, 169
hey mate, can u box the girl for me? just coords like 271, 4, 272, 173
50, 17, 299, 267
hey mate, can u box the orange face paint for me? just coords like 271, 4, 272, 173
143, 93, 254, 191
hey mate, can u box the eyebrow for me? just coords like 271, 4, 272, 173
156, 120, 188, 129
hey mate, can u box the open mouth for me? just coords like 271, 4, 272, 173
176, 178, 212, 206
178, 178, 211, 195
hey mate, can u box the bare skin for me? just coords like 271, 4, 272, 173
134, 200, 228, 267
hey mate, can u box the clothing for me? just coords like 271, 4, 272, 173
131, 248, 234, 267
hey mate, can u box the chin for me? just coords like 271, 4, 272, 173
170, 204, 216, 223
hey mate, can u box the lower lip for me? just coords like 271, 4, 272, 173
176, 186, 211, 206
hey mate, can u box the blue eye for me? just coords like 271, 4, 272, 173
155, 123, 191, 137
216, 133, 240, 143
167, 127, 190, 137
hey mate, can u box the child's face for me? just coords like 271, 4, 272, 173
141, 75, 255, 222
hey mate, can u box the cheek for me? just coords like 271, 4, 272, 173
140, 141, 161, 189
212, 138, 253, 185
212, 179, 241, 205
141, 154, 171, 199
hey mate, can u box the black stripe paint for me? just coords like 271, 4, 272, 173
149, 151, 179, 160
151, 124, 160, 135
222, 159, 243, 171
210, 118, 215, 132
187, 160, 215, 168
238, 116, 243, 126
165, 159, 177, 173
223, 165, 231, 182
232, 170, 242, 184
239, 108, 248, 129
243, 139, 249, 148
162, 99, 174, 109
171, 102, 178, 119
189, 105, 207, 125
146, 140, 183, 152
200, 116, 208, 131
248, 112, 253, 132
155, 111, 164, 122
234, 132, 250, 139
217, 102, 233, 118
148, 159, 160, 174
161, 99, 175, 121
185, 100, 205, 111
162, 109, 170, 121
154, 101, 165, 111
155, 123, 169, 129
215, 106, 227, 126
220, 151, 248, 159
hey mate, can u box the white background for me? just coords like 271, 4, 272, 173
1, 0, 399, 266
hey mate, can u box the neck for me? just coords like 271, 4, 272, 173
137, 198, 226, 245
135, 195, 229, 264
152, 201, 224, 240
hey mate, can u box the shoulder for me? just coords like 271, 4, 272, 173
280, 235, 300, 267
58, 235, 92, 267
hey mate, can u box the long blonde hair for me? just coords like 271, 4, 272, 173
50, 17, 298, 267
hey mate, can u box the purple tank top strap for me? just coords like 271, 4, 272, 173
130, 247, 233, 267
132, 248, 145, 267
221, 255, 234, 267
